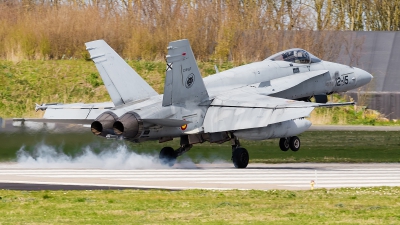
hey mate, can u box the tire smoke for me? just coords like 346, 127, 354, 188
13, 142, 199, 169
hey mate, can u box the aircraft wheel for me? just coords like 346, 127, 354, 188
232, 147, 249, 169
159, 147, 176, 167
279, 138, 290, 151
289, 136, 300, 152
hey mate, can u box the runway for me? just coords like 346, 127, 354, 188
0, 163, 399, 191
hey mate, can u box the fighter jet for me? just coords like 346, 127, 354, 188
20, 39, 372, 168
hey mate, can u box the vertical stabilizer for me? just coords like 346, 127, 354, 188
86, 40, 158, 107
162, 39, 209, 106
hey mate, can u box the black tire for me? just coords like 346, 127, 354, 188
279, 138, 290, 151
232, 148, 249, 168
289, 136, 300, 152
159, 147, 176, 167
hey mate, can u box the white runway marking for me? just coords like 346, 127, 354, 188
0, 163, 399, 190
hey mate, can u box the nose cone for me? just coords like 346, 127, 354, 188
354, 67, 373, 88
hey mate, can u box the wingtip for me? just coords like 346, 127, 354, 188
85, 39, 106, 48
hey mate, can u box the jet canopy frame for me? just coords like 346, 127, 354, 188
265, 48, 322, 64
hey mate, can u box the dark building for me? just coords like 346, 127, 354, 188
335, 32, 400, 120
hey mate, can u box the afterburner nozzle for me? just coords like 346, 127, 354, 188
91, 111, 118, 137
113, 121, 124, 135
113, 111, 143, 139
91, 121, 103, 135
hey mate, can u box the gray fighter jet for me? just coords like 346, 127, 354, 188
22, 39, 372, 168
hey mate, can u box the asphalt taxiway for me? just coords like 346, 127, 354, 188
0, 163, 399, 191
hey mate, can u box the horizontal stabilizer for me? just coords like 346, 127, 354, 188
13, 117, 191, 127
86, 40, 158, 106
24, 102, 115, 125
13, 118, 93, 125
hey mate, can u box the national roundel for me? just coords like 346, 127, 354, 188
185, 73, 195, 89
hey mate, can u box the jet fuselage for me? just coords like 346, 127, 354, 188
204, 59, 372, 100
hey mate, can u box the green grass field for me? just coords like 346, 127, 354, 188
0, 60, 234, 118
0, 187, 399, 224
1, 131, 399, 163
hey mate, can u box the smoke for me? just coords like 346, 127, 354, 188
12, 142, 201, 169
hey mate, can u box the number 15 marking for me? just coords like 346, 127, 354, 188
336, 75, 348, 86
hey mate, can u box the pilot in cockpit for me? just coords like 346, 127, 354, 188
266, 49, 320, 64
294, 50, 309, 64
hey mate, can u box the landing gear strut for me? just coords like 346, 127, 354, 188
231, 135, 249, 168
159, 136, 193, 167
279, 136, 301, 152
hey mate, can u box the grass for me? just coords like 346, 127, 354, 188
1, 131, 400, 163
309, 102, 400, 126
0, 187, 399, 224
0, 60, 235, 118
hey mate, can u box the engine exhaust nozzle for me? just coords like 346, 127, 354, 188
113, 111, 143, 139
91, 111, 118, 137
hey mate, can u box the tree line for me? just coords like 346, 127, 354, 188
0, 0, 399, 62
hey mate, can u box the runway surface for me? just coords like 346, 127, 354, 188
0, 163, 399, 191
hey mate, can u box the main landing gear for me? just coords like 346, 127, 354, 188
231, 136, 249, 168
159, 135, 301, 168
279, 136, 300, 152
159, 144, 193, 167
159, 134, 250, 169
159, 136, 193, 167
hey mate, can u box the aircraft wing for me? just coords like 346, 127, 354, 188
203, 89, 353, 133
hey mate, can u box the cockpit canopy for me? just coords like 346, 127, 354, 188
265, 48, 321, 64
